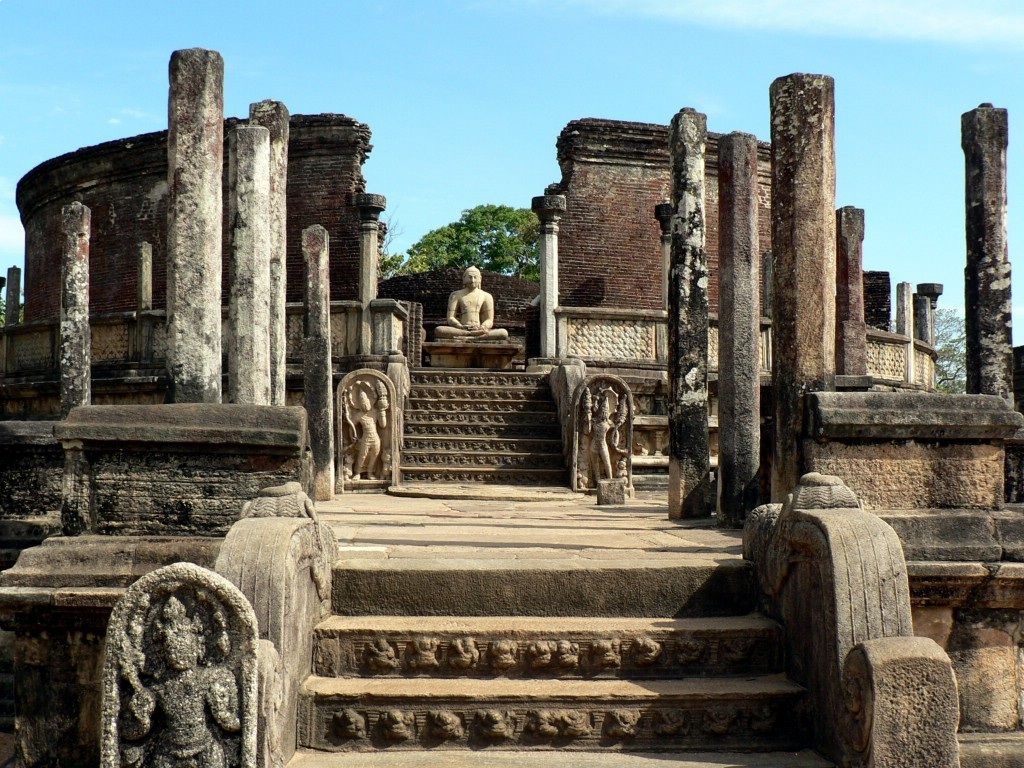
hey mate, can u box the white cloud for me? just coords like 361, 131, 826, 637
120, 107, 155, 120
552, 0, 1024, 47
107, 117, 122, 125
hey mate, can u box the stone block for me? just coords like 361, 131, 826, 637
54, 404, 310, 536
597, 478, 627, 505
422, 340, 522, 369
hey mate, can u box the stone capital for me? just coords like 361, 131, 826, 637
916, 282, 944, 303
355, 192, 386, 223
531, 194, 566, 224
654, 202, 673, 236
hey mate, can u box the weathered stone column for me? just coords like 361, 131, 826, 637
303, 225, 334, 500
716, 132, 761, 527
769, 73, 837, 502
166, 48, 224, 404
655, 202, 673, 311
60, 202, 91, 418
913, 293, 931, 344
896, 281, 916, 383
917, 282, 944, 344
249, 100, 290, 406
835, 206, 868, 376
227, 125, 272, 405
356, 193, 386, 355
4, 266, 20, 326
667, 108, 711, 520
137, 242, 153, 312
533, 194, 567, 358
963, 104, 1012, 401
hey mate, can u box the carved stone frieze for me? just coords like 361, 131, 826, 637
570, 374, 634, 493
101, 562, 258, 768
336, 369, 399, 492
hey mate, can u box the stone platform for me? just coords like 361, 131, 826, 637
422, 340, 522, 369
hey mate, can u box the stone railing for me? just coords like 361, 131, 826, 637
865, 327, 936, 388
744, 473, 960, 767
0, 300, 411, 380
555, 307, 773, 374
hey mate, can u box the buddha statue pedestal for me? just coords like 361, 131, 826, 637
423, 339, 523, 369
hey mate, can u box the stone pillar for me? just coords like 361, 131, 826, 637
356, 193, 386, 355
655, 202, 673, 311
917, 282, 944, 344
667, 108, 711, 520
896, 281, 916, 383
137, 242, 153, 312
835, 206, 868, 376
60, 202, 91, 418
303, 225, 334, 501
963, 104, 1012, 401
166, 48, 224, 404
913, 293, 931, 344
716, 132, 761, 527
769, 73, 837, 502
4, 266, 20, 326
227, 125, 272, 405
249, 100, 290, 406
533, 194, 567, 358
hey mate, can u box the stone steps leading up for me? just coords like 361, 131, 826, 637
311, 615, 783, 679
331, 557, 756, 618
287, 749, 834, 768
403, 369, 567, 487
298, 674, 806, 753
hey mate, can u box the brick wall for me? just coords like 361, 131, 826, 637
864, 270, 892, 331
550, 118, 771, 314
16, 114, 370, 322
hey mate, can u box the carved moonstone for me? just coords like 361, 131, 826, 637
101, 562, 258, 768
336, 368, 400, 491
570, 374, 634, 496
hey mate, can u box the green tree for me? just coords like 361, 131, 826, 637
401, 204, 540, 281
933, 307, 967, 394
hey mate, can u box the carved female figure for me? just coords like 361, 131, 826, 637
571, 375, 634, 493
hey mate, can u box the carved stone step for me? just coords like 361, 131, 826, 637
298, 675, 806, 753
399, 467, 568, 485
404, 421, 562, 439
407, 398, 557, 415
409, 385, 551, 401
312, 615, 782, 679
405, 411, 560, 427
331, 557, 755, 618
410, 371, 549, 389
402, 451, 564, 470
404, 436, 563, 454
287, 748, 834, 768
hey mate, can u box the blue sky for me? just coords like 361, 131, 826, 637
2, 0, 1024, 334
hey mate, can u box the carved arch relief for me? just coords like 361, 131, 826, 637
570, 374, 634, 492
101, 562, 259, 768
336, 368, 399, 491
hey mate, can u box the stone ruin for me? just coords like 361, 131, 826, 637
0, 45, 1019, 768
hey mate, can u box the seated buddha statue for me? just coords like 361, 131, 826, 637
434, 266, 509, 341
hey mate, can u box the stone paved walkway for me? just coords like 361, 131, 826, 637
318, 488, 743, 566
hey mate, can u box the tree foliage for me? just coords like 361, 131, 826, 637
933, 307, 967, 394
383, 205, 540, 281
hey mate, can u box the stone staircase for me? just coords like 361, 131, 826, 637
290, 534, 833, 767
401, 370, 568, 486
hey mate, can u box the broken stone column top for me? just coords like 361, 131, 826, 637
355, 192, 386, 221
916, 283, 944, 301
531, 194, 567, 222
654, 201, 673, 235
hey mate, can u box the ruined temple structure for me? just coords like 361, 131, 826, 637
0, 47, 1022, 768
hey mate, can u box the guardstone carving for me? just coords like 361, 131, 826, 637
336, 369, 399, 491
570, 374, 634, 494
101, 562, 258, 768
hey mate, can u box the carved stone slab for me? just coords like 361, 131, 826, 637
570, 374, 634, 494
101, 562, 259, 768
336, 369, 400, 492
